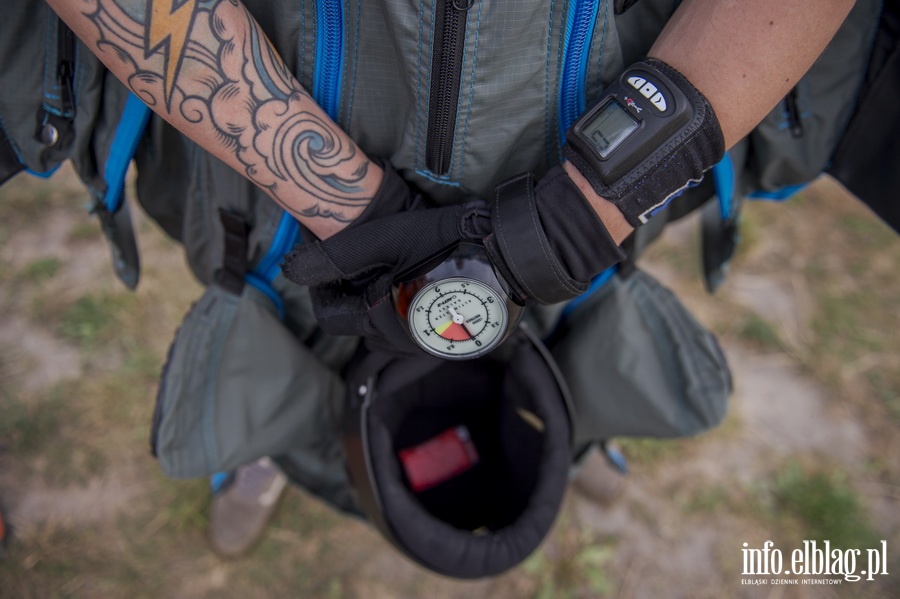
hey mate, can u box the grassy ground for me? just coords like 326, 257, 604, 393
0, 167, 897, 598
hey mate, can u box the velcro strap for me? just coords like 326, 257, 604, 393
490, 173, 585, 304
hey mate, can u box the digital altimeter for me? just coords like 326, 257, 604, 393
567, 65, 691, 184
563, 58, 724, 226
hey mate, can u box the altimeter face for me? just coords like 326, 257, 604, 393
408, 277, 509, 359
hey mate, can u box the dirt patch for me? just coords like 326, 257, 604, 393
728, 273, 814, 350
571, 336, 886, 597
11, 474, 146, 529
0, 315, 82, 396
732, 351, 866, 460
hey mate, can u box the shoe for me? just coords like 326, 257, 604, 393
208, 456, 288, 558
571, 443, 628, 507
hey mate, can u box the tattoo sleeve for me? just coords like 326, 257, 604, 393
47, 0, 380, 239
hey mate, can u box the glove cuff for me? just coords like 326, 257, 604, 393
533, 166, 626, 283
348, 158, 415, 230
487, 172, 579, 304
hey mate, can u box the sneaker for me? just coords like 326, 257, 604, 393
208, 456, 288, 558
571, 443, 628, 507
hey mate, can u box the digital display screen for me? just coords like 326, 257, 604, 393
581, 101, 639, 158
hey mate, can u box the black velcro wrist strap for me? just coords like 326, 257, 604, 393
533, 166, 627, 283
563, 58, 725, 227
489, 173, 587, 305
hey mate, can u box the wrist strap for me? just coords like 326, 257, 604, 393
564, 58, 725, 227
488, 173, 587, 304
487, 168, 626, 305
533, 167, 626, 283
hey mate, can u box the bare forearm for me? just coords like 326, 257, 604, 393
572, 0, 855, 243
46, 0, 379, 240
650, 0, 856, 149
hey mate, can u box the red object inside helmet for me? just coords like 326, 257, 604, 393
398, 426, 480, 493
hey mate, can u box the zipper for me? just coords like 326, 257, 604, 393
558, 0, 599, 145
314, 0, 344, 120
247, 0, 345, 316
425, 0, 471, 176
557, 0, 620, 310
36, 16, 78, 152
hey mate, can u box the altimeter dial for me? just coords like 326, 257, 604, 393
408, 277, 509, 359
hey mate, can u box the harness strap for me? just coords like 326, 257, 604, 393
215, 209, 250, 295
87, 93, 151, 290
102, 94, 152, 213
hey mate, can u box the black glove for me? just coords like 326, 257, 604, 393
284, 198, 489, 355
483, 165, 626, 304
283, 165, 626, 353
340, 158, 417, 230
282, 158, 478, 355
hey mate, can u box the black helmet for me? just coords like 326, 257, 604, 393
335, 323, 574, 579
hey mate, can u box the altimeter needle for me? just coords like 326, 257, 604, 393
448, 306, 474, 339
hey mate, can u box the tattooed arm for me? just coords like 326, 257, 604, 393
46, 0, 380, 240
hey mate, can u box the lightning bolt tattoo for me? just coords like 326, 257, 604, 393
146, 0, 198, 110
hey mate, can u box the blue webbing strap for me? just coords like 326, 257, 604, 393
712, 153, 735, 220
243, 209, 300, 320
103, 93, 152, 213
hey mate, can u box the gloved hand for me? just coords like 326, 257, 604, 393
283, 164, 627, 354
481, 166, 626, 304
285, 197, 490, 355
341, 158, 417, 228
